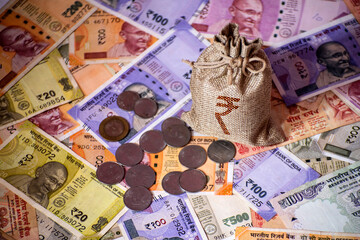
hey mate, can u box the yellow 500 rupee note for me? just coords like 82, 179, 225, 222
0, 49, 83, 130
0, 121, 127, 239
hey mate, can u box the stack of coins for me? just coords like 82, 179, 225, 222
161, 130, 236, 195
159, 117, 209, 194
96, 141, 156, 211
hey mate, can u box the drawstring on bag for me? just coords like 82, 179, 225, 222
183, 54, 266, 85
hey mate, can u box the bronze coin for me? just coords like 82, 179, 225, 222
179, 169, 207, 193
125, 164, 156, 188
96, 162, 125, 185
99, 116, 130, 141
178, 145, 207, 169
207, 140, 236, 163
161, 171, 184, 195
124, 186, 152, 211
117, 91, 140, 111
163, 124, 191, 148
134, 98, 158, 118
161, 117, 186, 132
115, 143, 144, 166
139, 130, 166, 153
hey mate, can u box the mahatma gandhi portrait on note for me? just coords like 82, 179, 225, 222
6, 162, 68, 208
0, 26, 49, 73
316, 41, 360, 88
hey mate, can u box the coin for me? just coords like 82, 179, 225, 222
178, 145, 207, 169
96, 162, 125, 185
161, 117, 186, 132
161, 171, 184, 195
163, 124, 191, 148
134, 98, 158, 118
99, 116, 130, 141
207, 140, 236, 163
125, 164, 156, 188
123, 186, 152, 211
179, 169, 207, 192
116, 91, 140, 111
139, 130, 166, 153
115, 143, 144, 166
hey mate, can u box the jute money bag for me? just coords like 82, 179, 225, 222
181, 23, 285, 146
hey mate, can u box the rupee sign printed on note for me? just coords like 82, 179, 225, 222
189, 195, 252, 240
233, 147, 319, 221
0, 49, 82, 131
266, 15, 360, 105
87, 0, 207, 36
118, 193, 208, 240
317, 122, 360, 162
0, 121, 126, 238
270, 161, 360, 233
0, 0, 95, 96
192, 0, 349, 43
69, 22, 209, 154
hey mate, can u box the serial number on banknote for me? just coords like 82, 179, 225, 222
164, 200, 186, 236
39, 229, 69, 240
25, 96, 66, 116
346, 126, 360, 144
237, 178, 267, 207
18, 134, 56, 160
272, 46, 314, 67
142, 9, 168, 34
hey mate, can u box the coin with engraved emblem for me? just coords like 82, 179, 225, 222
207, 140, 236, 163
124, 186, 152, 211
125, 164, 156, 188
134, 98, 158, 118
179, 169, 207, 192
99, 116, 130, 141
178, 145, 207, 168
139, 130, 167, 153
115, 143, 144, 166
163, 124, 191, 148
96, 162, 125, 185
116, 91, 140, 111
161, 171, 184, 195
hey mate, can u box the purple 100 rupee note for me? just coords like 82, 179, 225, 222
233, 147, 320, 221
191, 0, 349, 44
266, 15, 360, 106
118, 193, 207, 240
86, 0, 207, 37
68, 21, 209, 155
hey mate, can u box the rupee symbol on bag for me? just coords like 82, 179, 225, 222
215, 96, 240, 135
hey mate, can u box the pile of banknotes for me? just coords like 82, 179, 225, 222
0, 0, 360, 239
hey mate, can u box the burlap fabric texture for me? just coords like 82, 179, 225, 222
181, 23, 285, 146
